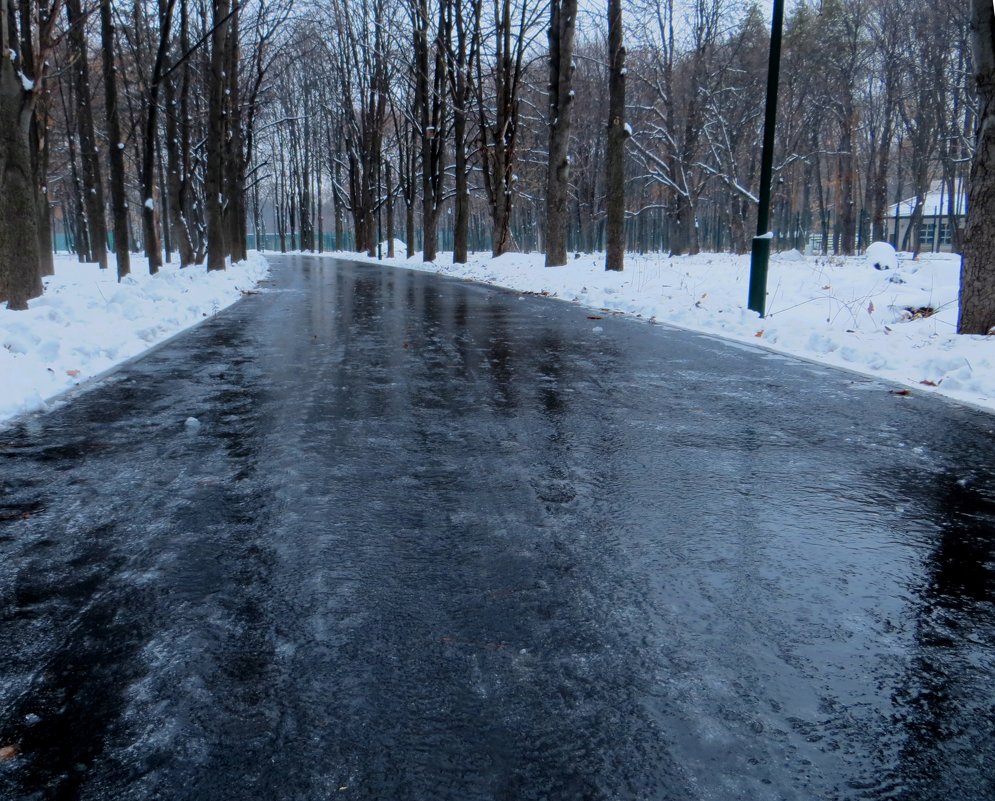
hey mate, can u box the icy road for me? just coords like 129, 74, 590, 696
0, 256, 993, 800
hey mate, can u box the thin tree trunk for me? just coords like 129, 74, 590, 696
386, 161, 395, 257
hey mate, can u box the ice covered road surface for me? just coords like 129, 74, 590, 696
0, 255, 993, 800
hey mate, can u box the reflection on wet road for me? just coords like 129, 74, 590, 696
0, 256, 993, 800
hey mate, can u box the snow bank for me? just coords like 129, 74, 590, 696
0, 252, 269, 424
327, 246, 995, 413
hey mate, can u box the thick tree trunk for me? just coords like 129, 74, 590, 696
544, 0, 577, 267
0, 56, 42, 309
960, 0, 995, 334
604, 0, 625, 272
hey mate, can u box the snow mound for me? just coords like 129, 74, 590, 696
866, 241, 898, 271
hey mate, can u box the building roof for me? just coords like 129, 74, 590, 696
888, 180, 967, 218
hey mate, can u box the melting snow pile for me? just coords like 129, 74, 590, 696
334, 245, 995, 413
0, 253, 269, 423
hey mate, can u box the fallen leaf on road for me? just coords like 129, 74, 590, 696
920, 379, 939, 387
587, 315, 603, 320
66, 369, 80, 377
890, 389, 912, 396
755, 330, 764, 338
0, 744, 20, 761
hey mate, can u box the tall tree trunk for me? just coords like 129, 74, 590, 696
334, 157, 344, 250
205, 0, 230, 271
224, 0, 246, 262
141, 0, 178, 273
544, 0, 577, 267
31, 91, 54, 277
60, 71, 91, 263
0, 54, 42, 309
66, 0, 108, 268
158, 146, 172, 261
102, 0, 129, 277
449, 0, 479, 265
164, 0, 194, 266
604, 0, 625, 272
386, 161, 395, 257
960, 0, 995, 334
415, 0, 446, 262
839, 98, 856, 255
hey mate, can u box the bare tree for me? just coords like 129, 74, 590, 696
474, 0, 546, 256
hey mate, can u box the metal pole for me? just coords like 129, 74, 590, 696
748, 0, 785, 318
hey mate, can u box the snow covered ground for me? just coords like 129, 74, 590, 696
0, 253, 269, 424
329, 244, 995, 414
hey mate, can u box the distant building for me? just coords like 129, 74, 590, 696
886, 180, 967, 253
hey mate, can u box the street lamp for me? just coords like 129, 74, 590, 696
747, 0, 785, 318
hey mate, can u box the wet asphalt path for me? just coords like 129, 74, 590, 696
0, 255, 994, 801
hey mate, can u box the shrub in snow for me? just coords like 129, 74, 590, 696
865, 241, 898, 271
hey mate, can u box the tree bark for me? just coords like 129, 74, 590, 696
386, 161, 395, 257
163, 5, 195, 267
224, 0, 247, 262
959, 0, 995, 334
205, 0, 230, 271
447, 0, 478, 264
544, 0, 577, 267
141, 0, 178, 273
0, 53, 43, 309
604, 0, 625, 271
66, 0, 108, 268
414, 0, 446, 263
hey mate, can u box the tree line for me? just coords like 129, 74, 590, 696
1, 0, 993, 333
